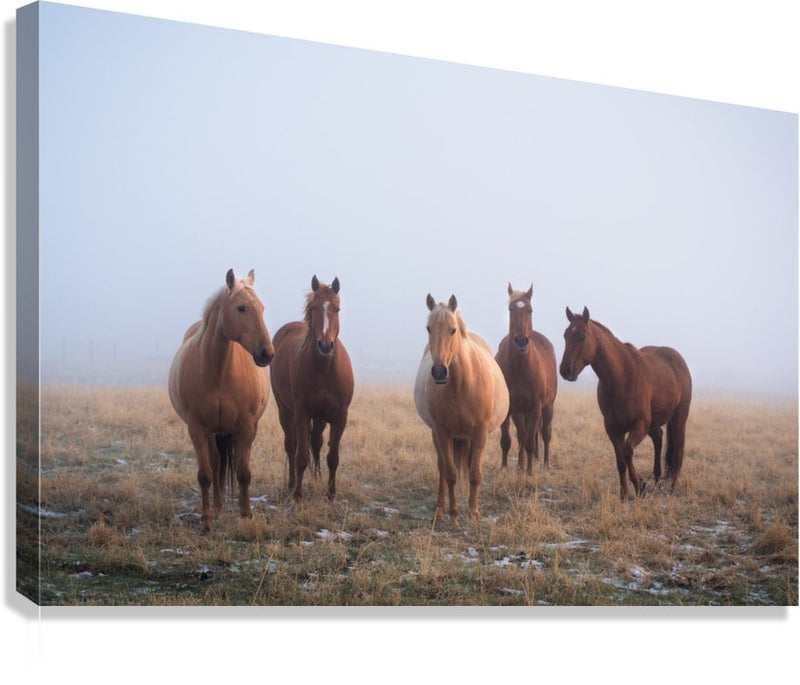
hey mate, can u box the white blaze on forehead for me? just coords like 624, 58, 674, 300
322, 301, 330, 335
515, 300, 526, 309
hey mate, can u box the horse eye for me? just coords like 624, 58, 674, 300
426, 326, 431, 334
237, 305, 246, 313
450, 328, 456, 336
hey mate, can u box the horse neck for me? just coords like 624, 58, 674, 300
509, 336, 541, 371
449, 337, 480, 390
589, 322, 635, 389
199, 298, 237, 373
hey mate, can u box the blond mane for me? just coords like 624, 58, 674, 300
428, 302, 468, 338
201, 278, 253, 331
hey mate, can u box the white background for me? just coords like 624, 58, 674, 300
2, 1, 798, 683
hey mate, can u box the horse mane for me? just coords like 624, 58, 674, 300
508, 291, 529, 307
303, 283, 337, 324
590, 318, 635, 349
201, 279, 253, 331
429, 303, 468, 338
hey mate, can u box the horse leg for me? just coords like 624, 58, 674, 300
467, 429, 488, 520
188, 424, 214, 532
275, 400, 297, 493
453, 439, 470, 519
325, 412, 347, 500
540, 403, 554, 470
235, 426, 255, 520
310, 419, 325, 480
208, 435, 223, 515
608, 432, 630, 500
623, 421, 648, 497
291, 411, 311, 505
649, 426, 663, 483
526, 406, 543, 475
511, 412, 527, 473
499, 415, 511, 468
433, 429, 458, 522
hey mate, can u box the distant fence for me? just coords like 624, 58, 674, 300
62, 340, 117, 362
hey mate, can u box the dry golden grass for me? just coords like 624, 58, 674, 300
16, 382, 798, 606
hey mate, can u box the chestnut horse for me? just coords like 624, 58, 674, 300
495, 283, 558, 473
559, 307, 692, 499
414, 294, 509, 522
168, 269, 274, 532
270, 276, 354, 505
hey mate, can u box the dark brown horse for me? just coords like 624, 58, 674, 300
168, 269, 274, 532
559, 307, 692, 499
495, 283, 558, 473
414, 294, 509, 522
270, 276, 354, 505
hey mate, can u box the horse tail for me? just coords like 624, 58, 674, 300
215, 434, 237, 499
664, 423, 676, 477
454, 438, 470, 484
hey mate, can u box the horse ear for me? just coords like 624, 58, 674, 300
426, 294, 436, 311
448, 295, 458, 312
525, 285, 533, 300
582, 306, 590, 322
331, 277, 340, 294
226, 269, 235, 289
311, 275, 320, 292
566, 306, 574, 322
507, 282, 513, 297
246, 269, 255, 285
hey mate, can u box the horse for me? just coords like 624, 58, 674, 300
269, 275, 354, 505
414, 294, 509, 522
168, 268, 274, 532
559, 307, 692, 499
495, 283, 558, 473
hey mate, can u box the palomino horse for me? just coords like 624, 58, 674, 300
414, 294, 509, 522
496, 283, 558, 473
559, 307, 692, 499
270, 276, 354, 505
168, 269, 274, 532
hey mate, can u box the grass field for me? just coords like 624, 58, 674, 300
16, 382, 798, 606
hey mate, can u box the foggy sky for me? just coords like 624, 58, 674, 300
35, 2, 798, 395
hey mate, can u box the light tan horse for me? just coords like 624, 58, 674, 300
495, 283, 557, 473
168, 269, 274, 532
414, 294, 509, 522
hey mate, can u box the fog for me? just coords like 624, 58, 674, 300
33, 3, 798, 396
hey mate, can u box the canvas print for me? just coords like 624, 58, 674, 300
17, 1, 798, 606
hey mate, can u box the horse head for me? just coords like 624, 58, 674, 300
425, 293, 465, 385
507, 283, 534, 351
306, 275, 342, 357
560, 306, 594, 381
221, 268, 274, 367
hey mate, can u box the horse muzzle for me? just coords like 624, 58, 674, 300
559, 363, 578, 382
513, 335, 530, 351
431, 363, 449, 384
254, 347, 274, 367
317, 340, 336, 357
